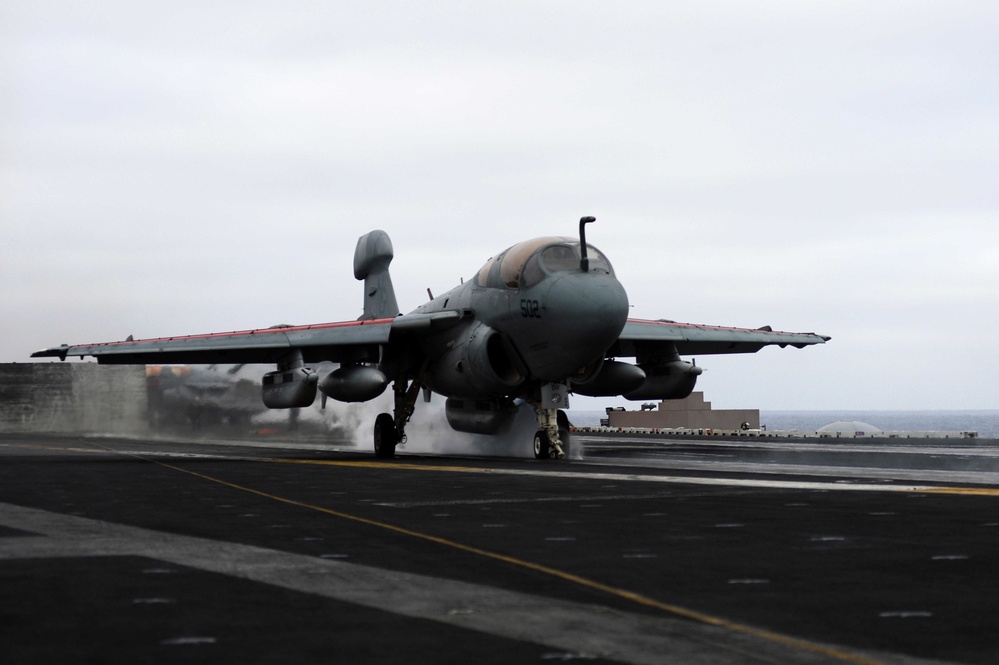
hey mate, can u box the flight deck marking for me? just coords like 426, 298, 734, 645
68, 440, 891, 665
16, 439, 994, 662
923, 487, 999, 497
372, 493, 680, 508
273, 458, 999, 497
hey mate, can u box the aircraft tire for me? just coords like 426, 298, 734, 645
533, 431, 550, 460
558, 429, 570, 457
557, 410, 571, 457
374, 413, 398, 459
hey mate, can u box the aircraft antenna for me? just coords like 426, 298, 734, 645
579, 216, 596, 272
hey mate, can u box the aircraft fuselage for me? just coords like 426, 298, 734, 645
411, 236, 629, 401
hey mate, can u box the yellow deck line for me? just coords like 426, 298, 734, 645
150, 458, 884, 664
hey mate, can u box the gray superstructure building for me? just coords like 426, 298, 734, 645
604, 392, 759, 431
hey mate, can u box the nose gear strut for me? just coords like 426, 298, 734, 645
533, 382, 570, 460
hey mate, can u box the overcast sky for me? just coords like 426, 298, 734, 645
3, 2, 997, 410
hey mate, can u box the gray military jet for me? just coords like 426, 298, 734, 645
33, 218, 829, 459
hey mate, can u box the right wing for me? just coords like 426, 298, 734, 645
612, 318, 830, 357
31, 311, 467, 366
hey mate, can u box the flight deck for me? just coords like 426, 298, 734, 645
2, 431, 998, 664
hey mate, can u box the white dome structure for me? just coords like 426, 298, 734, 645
818, 421, 882, 435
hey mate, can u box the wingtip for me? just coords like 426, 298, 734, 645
31, 344, 70, 361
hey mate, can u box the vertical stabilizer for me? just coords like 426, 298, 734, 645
354, 230, 400, 320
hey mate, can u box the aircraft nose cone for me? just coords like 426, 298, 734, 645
534, 271, 629, 378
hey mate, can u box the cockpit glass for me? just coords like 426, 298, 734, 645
520, 253, 544, 288
586, 246, 613, 275
540, 244, 613, 275
498, 237, 560, 288
474, 237, 614, 289
540, 245, 578, 272
475, 255, 497, 287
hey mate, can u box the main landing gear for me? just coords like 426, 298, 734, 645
373, 376, 423, 459
373, 413, 399, 459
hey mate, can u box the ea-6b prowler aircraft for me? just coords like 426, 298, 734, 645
34, 218, 829, 459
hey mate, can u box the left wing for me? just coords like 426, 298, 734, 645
611, 318, 830, 357
31, 311, 466, 365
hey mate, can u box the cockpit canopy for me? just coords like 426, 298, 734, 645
475, 237, 615, 290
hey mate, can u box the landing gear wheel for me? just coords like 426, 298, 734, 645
533, 430, 551, 460
374, 413, 398, 459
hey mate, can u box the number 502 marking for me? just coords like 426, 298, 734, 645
520, 299, 541, 318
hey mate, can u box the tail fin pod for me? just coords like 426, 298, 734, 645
354, 230, 400, 320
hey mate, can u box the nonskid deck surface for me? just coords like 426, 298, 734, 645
2, 431, 997, 665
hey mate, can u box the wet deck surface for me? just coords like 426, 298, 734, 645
2, 431, 998, 664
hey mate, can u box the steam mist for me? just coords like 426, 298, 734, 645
400, 398, 538, 459
4, 362, 582, 461
317, 392, 583, 460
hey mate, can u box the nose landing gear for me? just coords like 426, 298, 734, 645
533, 383, 572, 460
533, 429, 556, 459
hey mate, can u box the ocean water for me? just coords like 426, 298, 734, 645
568, 410, 999, 438
759, 411, 999, 438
